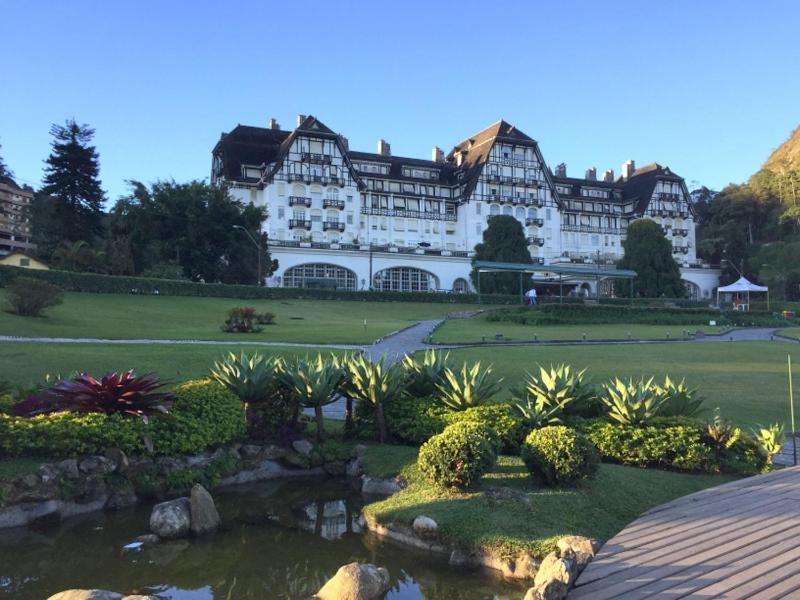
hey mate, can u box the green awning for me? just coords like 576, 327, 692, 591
472, 260, 637, 279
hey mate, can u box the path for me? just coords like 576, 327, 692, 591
570, 466, 800, 599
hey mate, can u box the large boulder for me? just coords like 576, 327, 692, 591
149, 497, 191, 539
533, 551, 574, 587
47, 592, 158, 600
412, 515, 438, 538
523, 580, 569, 600
556, 535, 600, 571
292, 439, 314, 456
361, 476, 403, 497
190, 484, 220, 536
315, 562, 390, 600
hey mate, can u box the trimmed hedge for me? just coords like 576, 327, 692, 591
521, 426, 599, 486
486, 304, 723, 326
0, 379, 246, 457
417, 421, 499, 489
0, 265, 519, 305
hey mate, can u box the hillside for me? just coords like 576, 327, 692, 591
763, 125, 800, 174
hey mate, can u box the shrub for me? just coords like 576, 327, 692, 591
435, 361, 503, 410
0, 379, 245, 457
656, 376, 704, 417
402, 349, 450, 398
512, 364, 598, 419
600, 377, 665, 425
222, 306, 262, 333
256, 311, 275, 325
5, 276, 64, 316
417, 421, 498, 490
445, 403, 527, 453
521, 426, 599, 486
379, 396, 448, 444
752, 423, 785, 463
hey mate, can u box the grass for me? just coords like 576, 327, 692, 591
432, 319, 730, 343
0, 342, 346, 387
0, 456, 49, 480
362, 446, 734, 558
0, 290, 487, 345
443, 342, 800, 428
778, 328, 800, 340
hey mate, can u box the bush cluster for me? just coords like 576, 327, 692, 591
4, 276, 64, 317
521, 426, 599, 485
486, 304, 722, 326
0, 379, 245, 457
417, 421, 499, 489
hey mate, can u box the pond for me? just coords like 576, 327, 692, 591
0, 478, 526, 599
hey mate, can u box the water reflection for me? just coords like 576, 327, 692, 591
0, 479, 524, 599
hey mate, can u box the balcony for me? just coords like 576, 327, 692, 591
526, 217, 544, 227
288, 219, 311, 229
323, 198, 345, 210
289, 196, 312, 207
323, 220, 346, 232
300, 152, 332, 164
672, 246, 690, 255
527, 236, 545, 247
532, 257, 545, 265
673, 228, 689, 237
659, 193, 681, 202
360, 207, 457, 222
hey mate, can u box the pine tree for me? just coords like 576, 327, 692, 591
0, 143, 12, 179
470, 215, 533, 294
39, 119, 105, 250
616, 219, 686, 298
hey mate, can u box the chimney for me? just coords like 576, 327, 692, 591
340, 136, 349, 150
432, 146, 444, 163
555, 162, 567, 178
296, 114, 307, 127
268, 118, 280, 130
603, 169, 615, 182
622, 160, 636, 181
377, 139, 391, 156
585, 167, 597, 181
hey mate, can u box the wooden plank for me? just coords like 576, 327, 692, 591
691, 547, 800, 598
744, 570, 800, 600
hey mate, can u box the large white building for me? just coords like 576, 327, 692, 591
212, 115, 719, 299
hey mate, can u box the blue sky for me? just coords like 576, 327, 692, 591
1, 0, 798, 203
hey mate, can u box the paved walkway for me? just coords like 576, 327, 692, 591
571, 466, 800, 599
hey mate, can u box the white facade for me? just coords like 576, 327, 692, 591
213, 116, 719, 299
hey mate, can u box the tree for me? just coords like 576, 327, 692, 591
616, 219, 685, 298
37, 120, 106, 255
470, 215, 532, 294
109, 180, 269, 284
0, 143, 13, 179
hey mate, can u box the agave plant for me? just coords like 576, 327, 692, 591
281, 354, 344, 440
512, 395, 563, 428
752, 423, 785, 463
12, 370, 172, 420
402, 349, 450, 399
340, 354, 407, 442
210, 352, 285, 427
435, 361, 503, 411
599, 377, 665, 426
513, 364, 595, 417
655, 376, 704, 417
705, 408, 742, 449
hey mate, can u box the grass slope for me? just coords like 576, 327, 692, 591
444, 342, 799, 427
0, 291, 484, 344
778, 328, 800, 340
363, 447, 733, 558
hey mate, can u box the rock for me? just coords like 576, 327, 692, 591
104, 448, 129, 473
149, 497, 191, 539
533, 551, 574, 588
56, 458, 80, 479
106, 488, 138, 510
79, 456, 115, 475
48, 591, 123, 600
514, 553, 540, 579
260, 444, 287, 460
352, 444, 368, 458
240, 444, 262, 459
361, 476, 403, 497
557, 535, 600, 571
135, 533, 161, 545
38, 464, 61, 485
346, 457, 363, 478
292, 439, 314, 456
412, 515, 438, 537
315, 562, 390, 600
155, 456, 185, 475
449, 548, 479, 568
189, 484, 220, 536
523, 579, 569, 600
323, 460, 346, 476
185, 453, 212, 468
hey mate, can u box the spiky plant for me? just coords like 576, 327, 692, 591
435, 361, 503, 411
513, 364, 595, 417
752, 423, 785, 463
210, 352, 285, 428
402, 349, 451, 398
599, 377, 665, 426
281, 354, 344, 441
656, 376, 704, 417
341, 354, 407, 442
512, 396, 563, 429
705, 408, 742, 449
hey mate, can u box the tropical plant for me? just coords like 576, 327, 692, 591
656, 376, 704, 417
281, 354, 343, 440
417, 421, 499, 490
341, 354, 407, 442
512, 364, 595, 417
512, 396, 563, 429
599, 377, 665, 426
752, 423, 785, 463
256, 311, 276, 325
210, 352, 284, 428
435, 361, 503, 411
222, 306, 263, 333
402, 349, 450, 398
12, 370, 172, 420
705, 408, 742, 448
5, 276, 64, 317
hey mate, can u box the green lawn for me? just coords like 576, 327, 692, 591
0, 291, 486, 344
362, 446, 734, 558
778, 328, 800, 340
444, 342, 799, 427
0, 342, 346, 387
432, 319, 730, 343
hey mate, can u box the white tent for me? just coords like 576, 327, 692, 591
716, 276, 769, 311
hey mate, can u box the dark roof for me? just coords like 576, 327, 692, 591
348, 150, 458, 185
0, 175, 21, 189
212, 125, 291, 180
618, 163, 684, 213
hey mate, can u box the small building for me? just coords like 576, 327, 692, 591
0, 251, 49, 270
0, 176, 35, 256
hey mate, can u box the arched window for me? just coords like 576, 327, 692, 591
527, 208, 538, 218
452, 278, 469, 293
283, 263, 357, 290
292, 184, 306, 197
502, 205, 512, 215
515, 207, 525, 220
489, 204, 500, 216
373, 267, 439, 292
326, 187, 339, 200
683, 280, 700, 301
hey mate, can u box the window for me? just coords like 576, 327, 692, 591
284, 263, 357, 291
278, 207, 285, 219
346, 212, 354, 225
475, 202, 481, 215
20, 258, 30, 267
347, 195, 353, 203
326, 187, 339, 200
489, 204, 500, 216
452, 278, 469, 293
373, 267, 439, 292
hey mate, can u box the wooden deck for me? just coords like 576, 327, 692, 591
570, 466, 800, 599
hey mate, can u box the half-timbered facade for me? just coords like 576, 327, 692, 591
212, 115, 718, 299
